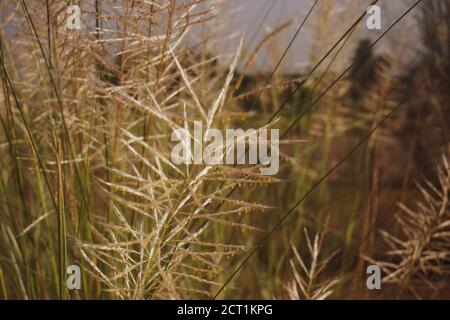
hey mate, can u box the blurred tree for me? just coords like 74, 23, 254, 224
397, 0, 450, 180
419, 0, 450, 118
348, 38, 389, 102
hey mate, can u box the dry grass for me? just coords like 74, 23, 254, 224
367, 155, 450, 299
0, 0, 449, 300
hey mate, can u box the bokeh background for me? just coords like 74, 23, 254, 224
0, 0, 448, 300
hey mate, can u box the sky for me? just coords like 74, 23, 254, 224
212, 0, 420, 73
0, 0, 421, 74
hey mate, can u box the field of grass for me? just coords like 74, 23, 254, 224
0, 0, 449, 300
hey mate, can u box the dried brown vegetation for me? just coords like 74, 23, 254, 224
0, 0, 449, 300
